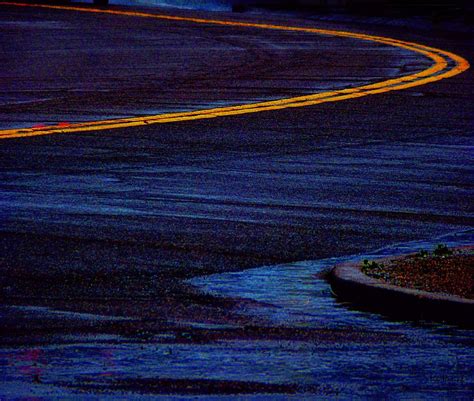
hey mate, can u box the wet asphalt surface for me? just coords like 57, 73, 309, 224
0, 3, 473, 399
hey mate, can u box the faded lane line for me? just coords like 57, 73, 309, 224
0, 2, 469, 139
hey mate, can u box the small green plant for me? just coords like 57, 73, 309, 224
433, 244, 453, 258
361, 259, 388, 280
361, 259, 384, 271
416, 249, 430, 259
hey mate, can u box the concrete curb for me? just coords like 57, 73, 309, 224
329, 261, 474, 327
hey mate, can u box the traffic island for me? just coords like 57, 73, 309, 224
329, 246, 474, 328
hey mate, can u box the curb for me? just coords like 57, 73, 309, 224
329, 261, 474, 327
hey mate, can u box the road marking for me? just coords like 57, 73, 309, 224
0, 2, 469, 140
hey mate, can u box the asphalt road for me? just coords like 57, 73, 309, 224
0, 3, 473, 399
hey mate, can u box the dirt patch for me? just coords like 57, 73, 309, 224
362, 247, 473, 300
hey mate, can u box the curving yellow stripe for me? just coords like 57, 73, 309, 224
0, 2, 469, 139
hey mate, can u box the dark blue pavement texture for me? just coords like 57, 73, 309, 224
0, 3, 473, 399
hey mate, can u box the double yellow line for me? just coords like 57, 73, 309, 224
0, 2, 469, 140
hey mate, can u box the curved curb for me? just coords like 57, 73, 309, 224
329, 260, 474, 327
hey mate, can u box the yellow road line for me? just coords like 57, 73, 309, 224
0, 2, 469, 140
